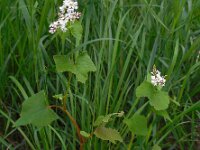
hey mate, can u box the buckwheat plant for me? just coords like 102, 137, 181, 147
14, 0, 123, 149
124, 65, 175, 150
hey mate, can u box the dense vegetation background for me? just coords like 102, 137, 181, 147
0, 0, 200, 149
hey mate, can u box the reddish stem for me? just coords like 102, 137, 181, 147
49, 105, 85, 150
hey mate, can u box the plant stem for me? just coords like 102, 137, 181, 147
128, 133, 134, 150
62, 73, 72, 111
49, 105, 85, 150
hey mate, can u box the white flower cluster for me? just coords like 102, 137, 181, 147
151, 65, 166, 87
49, 0, 81, 34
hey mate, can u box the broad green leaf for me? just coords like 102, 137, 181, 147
80, 131, 90, 138
149, 91, 169, 110
136, 81, 170, 110
124, 114, 148, 136
54, 53, 96, 83
94, 115, 112, 127
152, 144, 161, 150
53, 55, 74, 73
94, 126, 123, 144
15, 91, 58, 127
75, 52, 96, 83
69, 21, 83, 43
155, 110, 172, 121
136, 81, 155, 98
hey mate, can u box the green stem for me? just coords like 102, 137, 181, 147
75, 32, 81, 62
128, 133, 134, 150
62, 73, 72, 110
145, 112, 154, 144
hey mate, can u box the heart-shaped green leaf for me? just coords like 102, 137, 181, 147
53, 55, 74, 73
15, 91, 58, 127
136, 81, 170, 110
124, 114, 148, 136
54, 52, 96, 83
136, 81, 154, 98
149, 91, 169, 110
75, 52, 96, 82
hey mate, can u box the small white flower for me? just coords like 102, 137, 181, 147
67, 8, 74, 13
49, 21, 59, 34
68, 1, 78, 9
151, 65, 166, 87
59, 20, 68, 32
59, 6, 66, 13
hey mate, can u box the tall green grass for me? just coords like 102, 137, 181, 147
0, 0, 200, 149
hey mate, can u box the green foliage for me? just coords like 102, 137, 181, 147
155, 110, 172, 122
94, 115, 111, 127
170, 97, 180, 106
136, 81, 154, 98
15, 91, 58, 127
94, 126, 123, 144
54, 52, 96, 83
124, 114, 148, 136
94, 111, 124, 126
80, 131, 90, 138
152, 144, 161, 150
150, 91, 169, 110
92, 112, 124, 144
69, 21, 83, 43
136, 81, 170, 110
